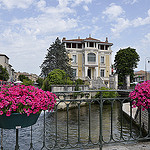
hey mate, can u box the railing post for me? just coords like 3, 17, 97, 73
1, 129, 3, 150
15, 129, 19, 150
99, 92, 103, 150
148, 111, 150, 137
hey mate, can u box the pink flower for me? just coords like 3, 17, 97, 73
0, 84, 56, 116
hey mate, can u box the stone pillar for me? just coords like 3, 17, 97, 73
126, 75, 130, 89
95, 67, 98, 79
114, 74, 118, 90
85, 67, 88, 77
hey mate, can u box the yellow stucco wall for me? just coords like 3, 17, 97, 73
106, 55, 110, 77
78, 54, 82, 77
68, 53, 71, 64
98, 55, 100, 76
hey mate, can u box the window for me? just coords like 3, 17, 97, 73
88, 53, 96, 62
72, 55, 76, 63
89, 42, 94, 47
78, 43, 82, 49
72, 43, 76, 48
100, 45, 104, 50
101, 56, 104, 64
105, 45, 109, 50
66, 43, 71, 48
100, 69, 105, 77
73, 69, 76, 77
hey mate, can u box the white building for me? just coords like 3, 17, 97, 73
62, 35, 113, 86
0, 54, 15, 82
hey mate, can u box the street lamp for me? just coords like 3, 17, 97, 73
145, 57, 150, 81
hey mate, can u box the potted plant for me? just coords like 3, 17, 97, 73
129, 80, 150, 112
0, 84, 56, 129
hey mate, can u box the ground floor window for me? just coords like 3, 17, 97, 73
73, 69, 77, 77
100, 69, 105, 77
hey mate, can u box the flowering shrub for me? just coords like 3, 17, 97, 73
129, 80, 150, 111
0, 84, 56, 116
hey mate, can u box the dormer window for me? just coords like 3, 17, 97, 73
88, 53, 96, 62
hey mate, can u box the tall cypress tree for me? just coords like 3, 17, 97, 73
40, 37, 73, 78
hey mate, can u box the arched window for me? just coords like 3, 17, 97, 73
88, 53, 96, 62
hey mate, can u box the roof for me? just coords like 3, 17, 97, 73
62, 36, 113, 45
0, 54, 9, 59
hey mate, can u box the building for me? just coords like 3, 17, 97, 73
62, 35, 113, 86
0, 54, 15, 82
134, 70, 150, 82
15, 72, 39, 82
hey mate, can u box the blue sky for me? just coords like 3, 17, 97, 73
0, 0, 150, 75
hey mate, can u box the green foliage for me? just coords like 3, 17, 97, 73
95, 87, 119, 98
75, 79, 84, 85
42, 69, 73, 91
114, 47, 140, 86
40, 37, 73, 78
36, 77, 44, 88
22, 79, 34, 86
0, 65, 9, 81
18, 75, 29, 82
42, 78, 51, 91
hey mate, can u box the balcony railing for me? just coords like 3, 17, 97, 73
1, 90, 150, 150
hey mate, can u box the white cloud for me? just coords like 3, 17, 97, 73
124, 0, 138, 5
92, 17, 99, 24
111, 18, 130, 37
0, 0, 34, 9
71, 0, 92, 7
12, 13, 78, 36
102, 3, 125, 20
132, 9, 150, 27
83, 5, 89, 11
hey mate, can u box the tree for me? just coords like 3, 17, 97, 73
42, 69, 73, 91
40, 37, 73, 78
18, 75, 29, 82
36, 77, 44, 88
0, 65, 9, 81
114, 47, 140, 87
18, 75, 34, 86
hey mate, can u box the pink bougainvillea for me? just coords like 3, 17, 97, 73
0, 84, 56, 116
129, 80, 150, 110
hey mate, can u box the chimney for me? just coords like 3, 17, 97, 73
62, 37, 66, 41
89, 34, 91, 38
105, 37, 108, 42
78, 36, 80, 39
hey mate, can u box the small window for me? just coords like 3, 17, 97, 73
78, 43, 82, 49
72, 55, 76, 63
72, 43, 76, 48
101, 56, 104, 64
100, 45, 104, 50
73, 69, 76, 77
89, 42, 94, 47
100, 69, 105, 77
88, 53, 96, 62
66, 43, 71, 48
105, 45, 109, 50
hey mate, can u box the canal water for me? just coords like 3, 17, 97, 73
2, 102, 138, 149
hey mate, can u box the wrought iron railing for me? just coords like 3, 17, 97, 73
1, 90, 150, 150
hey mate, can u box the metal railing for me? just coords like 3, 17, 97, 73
1, 90, 150, 150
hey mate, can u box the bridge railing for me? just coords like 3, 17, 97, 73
0, 90, 150, 150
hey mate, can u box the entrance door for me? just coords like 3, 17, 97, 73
88, 69, 91, 79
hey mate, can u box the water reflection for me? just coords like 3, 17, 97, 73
2, 102, 138, 149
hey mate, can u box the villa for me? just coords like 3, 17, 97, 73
62, 35, 113, 86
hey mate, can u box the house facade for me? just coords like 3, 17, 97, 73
62, 35, 113, 85
0, 54, 15, 82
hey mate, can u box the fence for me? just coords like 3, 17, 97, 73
1, 90, 150, 150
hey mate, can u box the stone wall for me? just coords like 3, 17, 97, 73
50, 85, 89, 92
134, 109, 149, 132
